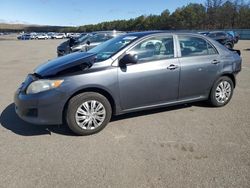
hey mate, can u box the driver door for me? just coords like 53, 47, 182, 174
118, 35, 180, 111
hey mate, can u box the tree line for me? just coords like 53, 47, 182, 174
1, 0, 249, 33
62, 0, 250, 33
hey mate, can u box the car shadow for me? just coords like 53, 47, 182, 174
1, 101, 211, 136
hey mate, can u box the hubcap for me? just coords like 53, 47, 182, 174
75, 100, 106, 130
215, 81, 232, 104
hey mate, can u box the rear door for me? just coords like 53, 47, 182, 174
177, 35, 221, 100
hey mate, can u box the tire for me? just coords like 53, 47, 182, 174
209, 76, 234, 107
225, 43, 233, 49
66, 92, 112, 135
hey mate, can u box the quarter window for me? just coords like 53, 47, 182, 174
128, 36, 174, 63
179, 36, 217, 57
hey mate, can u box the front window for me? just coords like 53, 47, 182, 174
88, 35, 138, 62
127, 36, 174, 63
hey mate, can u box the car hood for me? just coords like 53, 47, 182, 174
35, 52, 96, 77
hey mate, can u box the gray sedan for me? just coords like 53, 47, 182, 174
15, 31, 242, 135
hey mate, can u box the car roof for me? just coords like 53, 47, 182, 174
123, 30, 207, 38
208, 31, 226, 34
91, 30, 125, 34
198, 31, 209, 34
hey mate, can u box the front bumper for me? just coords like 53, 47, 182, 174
14, 89, 67, 125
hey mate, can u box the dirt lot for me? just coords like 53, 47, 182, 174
0, 39, 250, 188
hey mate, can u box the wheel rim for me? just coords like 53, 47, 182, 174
215, 81, 232, 104
75, 100, 106, 130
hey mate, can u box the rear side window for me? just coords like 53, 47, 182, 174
128, 36, 174, 63
179, 36, 217, 57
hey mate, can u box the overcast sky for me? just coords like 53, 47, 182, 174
0, 0, 204, 26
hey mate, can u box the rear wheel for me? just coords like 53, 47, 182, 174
225, 43, 233, 49
66, 92, 112, 135
209, 76, 234, 107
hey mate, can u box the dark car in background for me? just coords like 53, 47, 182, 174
17, 34, 32, 40
207, 31, 235, 49
57, 30, 125, 56
15, 31, 242, 135
227, 31, 240, 44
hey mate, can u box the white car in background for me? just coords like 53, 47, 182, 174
66, 33, 81, 38
36, 33, 49, 40
47, 32, 55, 39
30, 32, 37, 39
52, 33, 66, 39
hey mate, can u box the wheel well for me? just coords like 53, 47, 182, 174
62, 88, 116, 123
221, 73, 236, 87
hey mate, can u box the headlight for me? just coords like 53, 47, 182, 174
26, 79, 64, 94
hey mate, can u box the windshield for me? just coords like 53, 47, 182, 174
88, 35, 138, 62
77, 34, 91, 43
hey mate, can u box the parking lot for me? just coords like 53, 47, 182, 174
0, 39, 250, 187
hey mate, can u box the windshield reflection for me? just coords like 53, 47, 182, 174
88, 35, 138, 62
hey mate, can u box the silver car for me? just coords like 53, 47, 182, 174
57, 31, 125, 56
15, 31, 242, 135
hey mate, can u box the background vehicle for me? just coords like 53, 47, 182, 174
227, 31, 240, 44
35, 33, 49, 40
207, 31, 235, 49
17, 34, 32, 40
15, 31, 242, 135
66, 33, 81, 38
52, 33, 66, 39
47, 32, 55, 39
57, 31, 125, 56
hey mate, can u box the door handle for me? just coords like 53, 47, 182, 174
167, 64, 179, 70
211, 60, 220, 64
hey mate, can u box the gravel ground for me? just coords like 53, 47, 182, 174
0, 39, 249, 188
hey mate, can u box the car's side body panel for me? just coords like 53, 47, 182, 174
178, 54, 222, 99
118, 58, 180, 110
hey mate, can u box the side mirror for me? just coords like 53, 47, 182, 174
86, 40, 90, 45
119, 53, 138, 66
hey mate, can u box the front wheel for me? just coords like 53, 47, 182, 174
66, 92, 112, 135
209, 76, 234, 107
